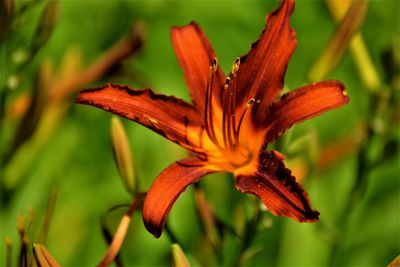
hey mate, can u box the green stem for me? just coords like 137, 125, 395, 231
5, 238, 12, 267
164, 222, 180, 245
328, 95, 374, 266
232, 200, 262, 267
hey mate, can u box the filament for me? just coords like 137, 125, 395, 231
234, 98, 256, 144
204, 58, 221, 148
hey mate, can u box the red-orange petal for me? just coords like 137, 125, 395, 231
143, 158, 216, 238
171, 22, 226, 111
76, 84, 204, 153
263, 80, 349, 144
235, 150, 319, 222
234, 0, 296, 123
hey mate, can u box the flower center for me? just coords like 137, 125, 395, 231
202, 57, 258, 172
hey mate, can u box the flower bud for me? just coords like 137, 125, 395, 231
110, 117, 137, 194
172, 244, 190, 267
31, 0, 59, 54
0, 0, 14, 43
17, 214, 25, 236
327, 0, 380, 91
194, 186, 220, 247
388, 255, 400, 267
33, 244, 61, 267
5, 237, 12, 267
10, 60, 52, 155
308, 0, 367, 83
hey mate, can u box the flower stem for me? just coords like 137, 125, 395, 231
232, 200, 262, 267
97, 193, 145, 267
328, 135, 370, 265
328, 90, 380, 265
164, 222, 180, 244
5, 237, 12, 267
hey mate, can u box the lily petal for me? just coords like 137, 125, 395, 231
235, 151, 319, 222
76, 84, 204, 153
234, 0, 296, 124
143, 157, 216, 238
263, 80, 349, 144
171, 22, 226, 110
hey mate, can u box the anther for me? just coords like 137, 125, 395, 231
232, 57, 240, 77
246, 98, 256, 107
224, 77, 231, 90
212, 57, 218, 71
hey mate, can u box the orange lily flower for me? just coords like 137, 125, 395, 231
76, 0, 349, 238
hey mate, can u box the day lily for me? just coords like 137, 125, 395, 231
76, 0, 349, 238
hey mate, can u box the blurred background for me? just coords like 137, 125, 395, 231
0, 0, 399, 266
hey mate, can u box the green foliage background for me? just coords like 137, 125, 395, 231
1, 0, 399, 266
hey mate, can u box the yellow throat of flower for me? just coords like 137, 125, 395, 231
200, 57, 262, 175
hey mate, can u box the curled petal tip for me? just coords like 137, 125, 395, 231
142, 158, 215, 238
144, 221, 163, 239
329, 80, 350, 102
299, 210, 320, 223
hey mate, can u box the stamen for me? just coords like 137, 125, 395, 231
212, 57, 218, 71
227, 57, 240, 149
204, 57, 220, 148
221, 57, 242, 151
235, 98, 256, 143
222, 75, 239, 151
232, 57, 240, 77
224, 76, 231, 90
247, 98, 256, 107
230, 78, 237, 149
222, 77, 231, 149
